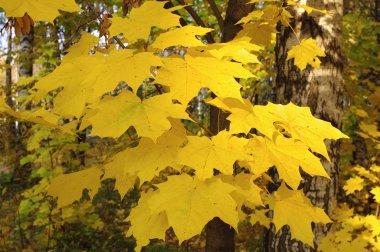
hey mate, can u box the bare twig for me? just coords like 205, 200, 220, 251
176, 0, 215, 43
205, 0, 224, 31
186, 108, 214, 136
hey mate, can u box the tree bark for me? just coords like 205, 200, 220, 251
9, 29, 34, 189
206, 0, 254, 251
18, 31, 34, 78
267, 0, 344, 251
3, 20, 17, 172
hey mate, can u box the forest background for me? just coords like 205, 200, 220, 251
0, 0, 379, 251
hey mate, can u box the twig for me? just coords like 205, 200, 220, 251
205, 0, 224, 31
176, 0, 215, 43
113, 36, 126, 49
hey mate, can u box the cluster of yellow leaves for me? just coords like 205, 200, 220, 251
239, 0, 327, 70
0, 0, 81, 22
344, 165, 380, 196
319, 207, 380, 251
0, 0, 348, 250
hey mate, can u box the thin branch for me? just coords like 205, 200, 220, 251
175, 0, 215, 43
113, 36, 126, 49
205, 0, 224, 31
186, 108, 214, 136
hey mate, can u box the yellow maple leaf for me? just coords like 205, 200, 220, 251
104, 122, 187, 190
85, 91, 189, 140
0, 0, 81, 22
343, 176, 365, 195
188, 37, 262, 64
63, 33, 100, 62
246, 135, 329, 189
236, 23, 276, 47
156, 55, 252, 105
270, 183, 331, 246
208, 99, 347, 161
253, 102, 348, 160
286, 38, 326, 70
177, 131, 249, 179
103, 166, 137, 199
34, 34, 162, 117
220, 173, 263, 209
207, 97, 271, 134
109, 1, 181, 43
0, 97, 65, 131
126, 192, 170, 251
249, 208, 271, 229
152, 25, 213, 50
130, 174, 239, 244
370, 187, 380, 204
47, 167, 102, 208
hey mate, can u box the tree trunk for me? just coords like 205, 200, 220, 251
267, 0, 344, 251
206, 1, 254, 251
9, 29, 34, 189
3, 20, 17, 172
18, 31, 34, 78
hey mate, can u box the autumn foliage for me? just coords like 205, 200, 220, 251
0, 0, 379, 251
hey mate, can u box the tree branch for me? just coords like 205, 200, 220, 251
176, 0, 215, 43
205, 0, 224, 31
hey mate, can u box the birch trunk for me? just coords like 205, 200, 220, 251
267, 0, 344, 251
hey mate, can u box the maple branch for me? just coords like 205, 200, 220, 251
186, 109, 214, 136
113, 36, 127, 49
84, 0, 101, 18
205, 0, 224, 31
175, 0, 215, 43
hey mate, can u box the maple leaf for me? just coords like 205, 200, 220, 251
287, 38, 326, 70
188, 37, 262, 64
177, 131, 249, 179
343, 176, 364, 195
208, 99, 347, 161
0, 0, 81, 23
109, 1, 181, 43
269, 183, 331, 246
249, 208, 271, 229
246, 135, 329, 189
220, 173, 263, 209
103, 167, 137, 199
207, 97, 270, 134
237, 23, 276, 47
253, 102, 348, 160
156, 55, 252, 105
63, 33, 100, 62
152, 25, 213, 50
370, 187, 380, 204
47, 167, 102, 208
104, 121, 187, 193
0, 97, 64, 131
85, 91, 189, 140
34, 34, 162, 117
128, 174, 239, 245
126, 192, 170, 251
